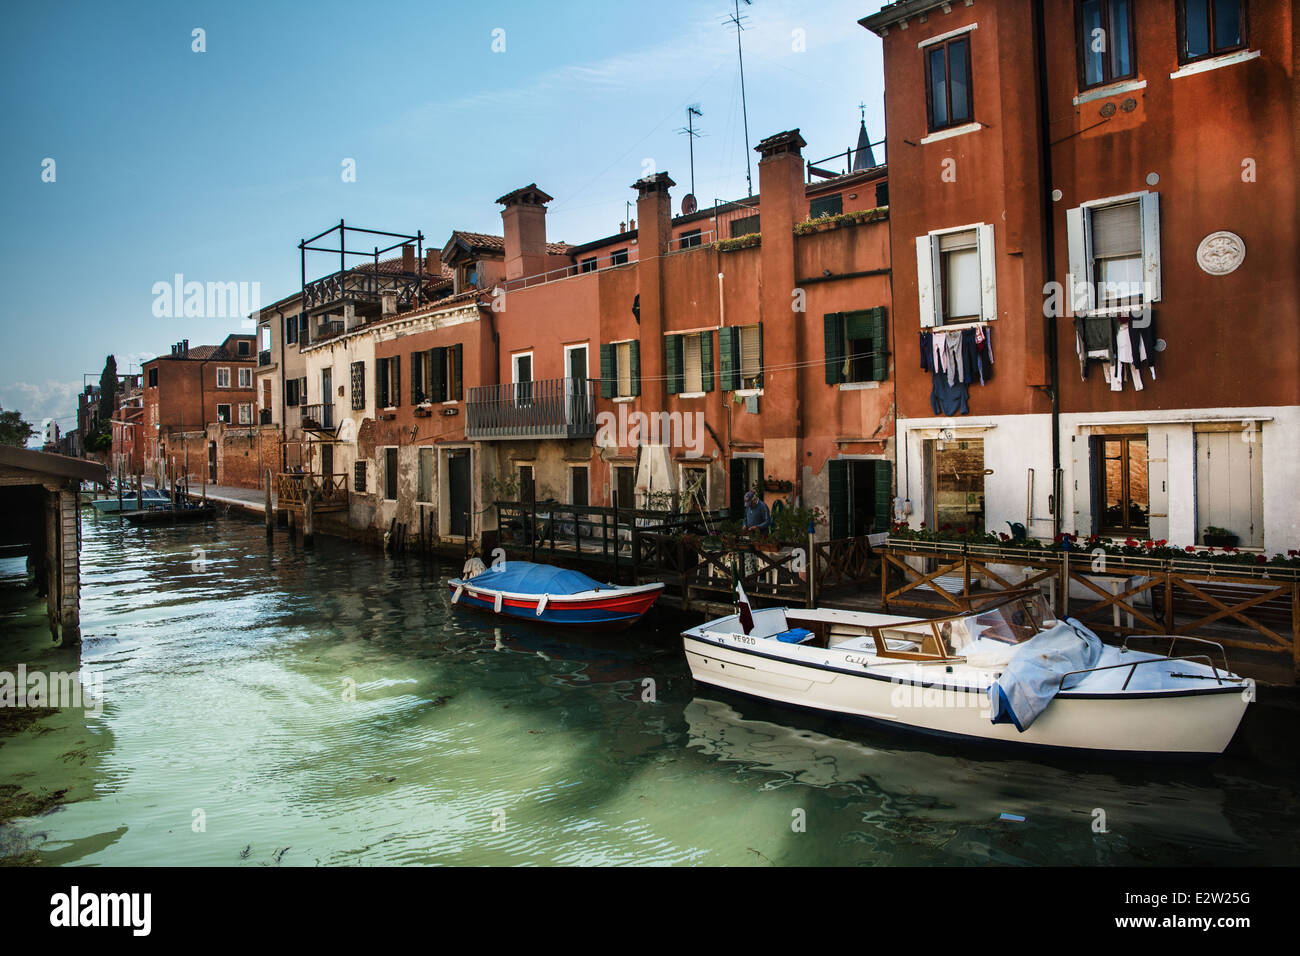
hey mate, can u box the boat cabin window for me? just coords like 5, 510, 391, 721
968, 594, 1053, 644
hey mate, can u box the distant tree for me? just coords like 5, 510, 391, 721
0, 406, 36, 447
98, 355, 118, 424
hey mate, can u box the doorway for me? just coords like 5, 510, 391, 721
926, 438, 985, 533
566, 345, 588, 425
208, 441, 217, 483
447, 450, 471, 537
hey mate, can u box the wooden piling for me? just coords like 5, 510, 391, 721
303, 486, 315, 548
264, 469, 274, 537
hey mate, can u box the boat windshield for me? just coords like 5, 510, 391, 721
965, 592, 1054, 645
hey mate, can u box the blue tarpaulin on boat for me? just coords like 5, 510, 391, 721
988, 619, 1102, 732
462, 561, 609, 595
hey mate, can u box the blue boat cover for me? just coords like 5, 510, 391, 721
462, 561, 611, 595
988, 618, 1102, 732
776, 628, 815, 644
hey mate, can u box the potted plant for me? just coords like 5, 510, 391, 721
1202, 526, 1239, 549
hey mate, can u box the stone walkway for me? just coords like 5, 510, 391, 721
148, 479, 274, 515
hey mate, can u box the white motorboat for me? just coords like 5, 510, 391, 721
681, 591, 1253, 758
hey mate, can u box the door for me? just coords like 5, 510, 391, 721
615, 466, 635, 510
321, 368, 333, 429
448, 452, 471, 536
927, 438, 985, 532
566, 345, 588, 425
320, 444, 334, 485
208, 441, 217, 483
570, 466, 589, 508
1196, 431, 1263, 548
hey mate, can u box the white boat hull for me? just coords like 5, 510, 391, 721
683, 634, 1251, 758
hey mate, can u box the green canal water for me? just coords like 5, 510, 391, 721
1, 512, 1297, 866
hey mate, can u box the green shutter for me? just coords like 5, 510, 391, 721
430, 348, 445, 403
755, 323, 764, 388
376, 361, 384, 409
824, 312, 845, 385
874, 459, 893, 532
393, 358, 401, 407
870, 307, 888, 382
452, 344, 463, 400
628, 340, 641, 397
665, 334, 683, 394
599, 344, 615, 398
827, 459, 849, 540
718, 326, 738, 391
411, 352, 423, 404
700, 331, 714, 392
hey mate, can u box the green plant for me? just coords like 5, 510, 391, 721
770, 503, 827, 545
1203, 526, 1233, 537
793, 206, 888, 236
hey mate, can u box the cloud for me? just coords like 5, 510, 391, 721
0, 380, 82, 431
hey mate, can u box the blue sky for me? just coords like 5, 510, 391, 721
0, 0, 886, 438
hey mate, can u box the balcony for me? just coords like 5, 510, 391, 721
466, 377, 599, 440
300, 403, 335, 431
258, 349, 272, 367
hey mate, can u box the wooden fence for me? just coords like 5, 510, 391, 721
881, 540, 1300, 676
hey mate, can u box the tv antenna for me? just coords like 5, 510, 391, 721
677, 104, 703, 198
723, 0, 754, 197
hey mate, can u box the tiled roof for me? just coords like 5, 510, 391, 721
348, 255, 454, 279
444, 231, 572, 256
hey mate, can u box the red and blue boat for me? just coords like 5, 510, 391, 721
447, 561, 663, 629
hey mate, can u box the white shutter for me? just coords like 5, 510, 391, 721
1065, 205, 1093, 314
683, 335, 702, 392
916, 235, 937, 328
977, 223, 997, 322
1140, 191, 1161, 302
1071, 434, 1092, 536
1146, 427, 1170, 543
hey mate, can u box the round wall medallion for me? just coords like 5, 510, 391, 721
1196, 231, 1246, 275
1145, 172, 1160, 186
1099, 102, 1117, 117
1051, 188, 1063, 202
1120, 97, 1137, 112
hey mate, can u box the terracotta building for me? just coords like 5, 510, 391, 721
861, 0, 1299, 551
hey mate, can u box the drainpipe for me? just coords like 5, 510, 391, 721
1033, 0, 1063, 537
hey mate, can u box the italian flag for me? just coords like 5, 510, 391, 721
735, 578, 754, 635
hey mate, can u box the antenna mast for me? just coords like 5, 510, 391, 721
725, 0, 755, 198
677, 105, 703, 198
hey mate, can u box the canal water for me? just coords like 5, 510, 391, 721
1, 512, 1297, 866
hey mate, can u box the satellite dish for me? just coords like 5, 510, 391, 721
682, 193, 697, 215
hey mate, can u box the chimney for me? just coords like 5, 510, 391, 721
401, 244, 415, 273
631, 172, 676, 411
183, 338, 189, 358
633, 173, 674, 256
497, 184, 554, 281
382, 292, 397, 316
426, 249, 438, 275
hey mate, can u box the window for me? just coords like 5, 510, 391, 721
299, 314, 309, 344
413, 345, 465, 403
680, 229, 703, 249
383, 447, 399, 501
1066, 192, 1161, 312
238, 367, 252, 388
238, 403, 253, 425
285, 378, 299, 406
260, 326, 271, 350
718, 325, 763, 391
600, 341, 641, 399
610, 248, 629, 266
216, 367, 231, 388
825, 309, 888, 384
418, 447, 434, 503
579, 256, 598, 273
730, 214, 760, 238
237, 340, 250, 356
875, 181, 890, 207
1078, 0, 1136, 89
518, 464, 536, 503
216, 404, 231, 424
809, 194, 843, 219
1097, 435, 1148, 534
925, 35, 972, 132
351, 361, 366, 410
1178, 0, 1246, 63
613, 465, 634, 509
148, 368, 158, 388
512, 352, 533, 405
354, 460, 367, 493
376, 357, 401, 408
665, 331, 713, 394
916, 225, 996, 326
286, 314, 299, 346
570, 465, 589, 507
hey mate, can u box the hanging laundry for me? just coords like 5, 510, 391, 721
975, 325, 994, 383
920, 330, 933, 371
931, 372, 970, 415
942, 331, 964, 385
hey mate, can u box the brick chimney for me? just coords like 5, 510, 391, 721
401, 244, 415, 273
497, 184, 553, 281
633, 172, 675, 411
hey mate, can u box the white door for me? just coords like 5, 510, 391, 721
1196, 431, 1263, 548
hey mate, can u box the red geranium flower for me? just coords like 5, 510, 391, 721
1184, 545, 1196, 553
1255, 554, 1268, 563
1125, 538, 1138, 547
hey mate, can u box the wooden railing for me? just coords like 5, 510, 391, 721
276, 472, 349, 511
879, 539, 1300, 676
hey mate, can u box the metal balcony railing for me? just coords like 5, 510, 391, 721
466, 377, 599, 439
300, 403, 334, 430
258, 349, 272, 366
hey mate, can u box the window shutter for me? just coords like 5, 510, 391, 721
824, 312, 845, 384
1065, 205, 1093, 314
870, 307, 889, 381
599, 344, 616, 399
451, 344, 463, 400
682, 335, 702, 392
827, 460, 849, 540
718, 326, 738, 391
916, 236, 938, 327
411, 352, 424, 404
977, 223, 997, 322
351, 361, 365, 410
376, 360, 386, 409
300, 377, 308, 404
665, 334, 683, 394
873, 459, 893, 532
756, 323, 763, 387
628, 340, 641, 397
1140, 191, 1161, 302
428, 348, 444, 403
393, 359, 400, 407
700, 331, 714, 392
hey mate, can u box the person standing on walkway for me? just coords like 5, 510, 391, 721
743, 490, 771, 537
